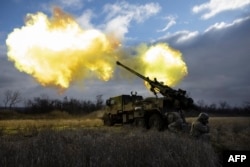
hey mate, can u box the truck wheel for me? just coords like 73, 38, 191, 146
149, 114, 164, 131
134, 118, 146, 128
103, 114, 113, 126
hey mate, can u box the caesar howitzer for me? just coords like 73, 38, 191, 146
102, 61, 194, 130
116, 61, 193, 109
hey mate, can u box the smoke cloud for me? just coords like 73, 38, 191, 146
6, 8, 187, 92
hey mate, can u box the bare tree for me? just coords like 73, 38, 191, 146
3, 90, 12, 108
219, 101, 230, 110
243, 101, 250, 110
3, 90, 22, 109
96, 94, 103, 109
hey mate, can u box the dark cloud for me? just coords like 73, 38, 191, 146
158, 17, 250, 106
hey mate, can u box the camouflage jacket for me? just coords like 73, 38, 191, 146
166, 112, 182, 124
190, 120, 209, 137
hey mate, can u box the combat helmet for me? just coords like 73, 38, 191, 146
198, 112, 209, 123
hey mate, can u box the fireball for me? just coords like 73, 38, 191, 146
6, 8, 119, 89
140, 43, 188, 88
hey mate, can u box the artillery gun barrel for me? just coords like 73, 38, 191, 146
116, 61, 194, 109
116, 61, 170, 96
116, 61, 150, 82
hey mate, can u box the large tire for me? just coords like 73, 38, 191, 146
149, 114, 164, 131
133, 118, 146, 128
103, 114, 113, 126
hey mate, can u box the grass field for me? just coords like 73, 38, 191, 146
186, 117, 250, 151
0, 110, 249, 167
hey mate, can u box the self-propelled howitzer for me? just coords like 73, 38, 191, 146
116, 61, 193, 109
102, 61, 194, 130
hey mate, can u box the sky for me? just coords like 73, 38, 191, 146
0, 0, 250, 107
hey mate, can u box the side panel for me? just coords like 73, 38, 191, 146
105, 95, 145, 124
107, 96, 123, 114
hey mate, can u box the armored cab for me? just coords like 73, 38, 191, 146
103, 94, 143, 126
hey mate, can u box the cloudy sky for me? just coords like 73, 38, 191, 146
0, 0, 250, 107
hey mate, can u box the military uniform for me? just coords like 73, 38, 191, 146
166, 112, 184, 132
190, 112, 210, 140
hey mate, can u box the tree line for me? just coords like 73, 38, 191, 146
1, 90, 250, 116
191, 100, 250, 116
1, 90, 103, 114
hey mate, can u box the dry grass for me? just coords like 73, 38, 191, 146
0, 111, 249, 167
0, 110, 103, 135
0, 128, 219, 167
186, 117, 250, 151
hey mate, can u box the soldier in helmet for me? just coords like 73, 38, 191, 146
190, 112, 210, 140
166, 110, 187, 132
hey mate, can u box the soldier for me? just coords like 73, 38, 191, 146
190, 112, 210, 140
166, 111, 184, 132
